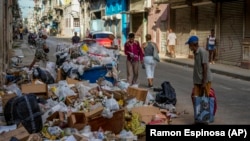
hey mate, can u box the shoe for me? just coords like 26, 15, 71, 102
209, 62, 212, 64
148, 84, 153, 88
153, 87, 162, 92
212, 61, 215, 64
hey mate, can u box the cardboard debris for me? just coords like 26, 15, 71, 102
65, 95, 78, 106
66, 77, 81, 85
68, 112, 87, 130
56, 68, 63, 83
1, 93, 17, 108
131, 106, 162, 124
84, 105, 104, 120
103, 89, 127, 101
127, 87, 148, 102
0, 125, 30, 141
46, 111, 66, 123
87, 109, 125, 134
21, 80, 47, 97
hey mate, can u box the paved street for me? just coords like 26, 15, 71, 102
19, 35, 250, 125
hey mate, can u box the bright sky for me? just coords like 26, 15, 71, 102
19, 0, 34, 18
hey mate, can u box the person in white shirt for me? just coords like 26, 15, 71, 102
167, 29, 177, 58
206, 29, 216, 64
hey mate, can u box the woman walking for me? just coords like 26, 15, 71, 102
141, 34, 159, 88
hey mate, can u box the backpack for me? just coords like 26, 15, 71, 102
155, 81, 177, 105
4, 94, 43, 133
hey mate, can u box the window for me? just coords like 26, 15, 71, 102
74, 18, 80, 27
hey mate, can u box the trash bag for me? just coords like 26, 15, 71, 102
4, 94, 43, 133
155, 81, 177, 105
33, 67, 55, 84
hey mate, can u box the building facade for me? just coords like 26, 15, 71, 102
105, 0, 127, 48
0, 0, 19, 84
155, 0, 250, 68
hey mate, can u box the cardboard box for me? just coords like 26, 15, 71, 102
131, 106, 162, 124
87, 109, 125, 134
66, 77, 81, 85
56, 68, 62, 83
0, 126, 30, 141
46, 111, 66, 122
65, 95, 78, 106
103, 90, 127, 101
126, 87, 148, 102
21, 82, 47, 94
1, 93, 17, 108
84, 105, 104, 120
68, 112, 87, 130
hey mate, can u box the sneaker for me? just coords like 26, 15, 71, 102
153, 87, 162, 92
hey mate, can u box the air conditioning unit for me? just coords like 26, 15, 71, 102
144, 0, 152, 9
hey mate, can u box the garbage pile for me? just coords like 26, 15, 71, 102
55, 42, 119, 82
0, 42, 182, 141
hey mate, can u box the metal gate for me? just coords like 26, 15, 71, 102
159, 20, 168, 54
219, 0, 244, 64
196, 4, 216, 48
131, 13, 143, 44
175, 7, 192, 55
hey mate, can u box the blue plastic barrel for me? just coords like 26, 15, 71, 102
79, 64, 115, 83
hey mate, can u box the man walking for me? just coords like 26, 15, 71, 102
72, 32, 81, 45
19, 26, 24, 40
29, 31, 49, 70
124, 33, 144, 85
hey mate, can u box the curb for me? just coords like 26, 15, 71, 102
163, 58, 250, 81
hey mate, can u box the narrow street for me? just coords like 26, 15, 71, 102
30, 36, 250, 125
1, 0, 250, 140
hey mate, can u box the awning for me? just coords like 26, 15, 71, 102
154, 0, 214, 5
121, 10, 146, 14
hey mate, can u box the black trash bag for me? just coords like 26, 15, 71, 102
4, 94, 43, 134
10, 137, 20, 141
56, 52, 68, 67
155, 81, 177, 105
33, 67, 55, 84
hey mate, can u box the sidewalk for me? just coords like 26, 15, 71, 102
159, 54, 250, 81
